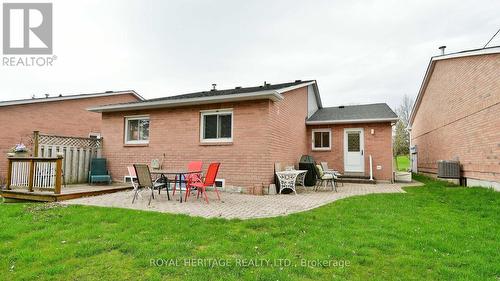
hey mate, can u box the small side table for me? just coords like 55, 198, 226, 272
275, 170, 307, 195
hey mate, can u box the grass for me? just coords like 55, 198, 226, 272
0, 175, 499, 280
396, 155, 410, 171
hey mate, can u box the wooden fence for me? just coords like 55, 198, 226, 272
7, 156, 63, 193
33, 131, 102, 184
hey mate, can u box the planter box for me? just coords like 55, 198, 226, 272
395, 172, 412, 183
7, 152, 29, 157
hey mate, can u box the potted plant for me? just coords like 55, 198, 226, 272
10, 143, 29, 157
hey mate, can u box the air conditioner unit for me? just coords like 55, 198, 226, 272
437, 160, 460, 179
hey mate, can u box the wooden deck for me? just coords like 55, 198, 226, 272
1, 183, 132, 202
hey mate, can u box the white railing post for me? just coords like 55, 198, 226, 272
369, 155, 374, 181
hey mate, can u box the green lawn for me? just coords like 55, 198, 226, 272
1, 175, 499, 280
396, 155, 410, 171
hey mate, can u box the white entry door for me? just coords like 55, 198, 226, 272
344, 128, 364, 172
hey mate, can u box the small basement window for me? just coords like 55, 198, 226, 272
312, 129, 331, 151
125, 116, 150, 144
200, 109, 233, 143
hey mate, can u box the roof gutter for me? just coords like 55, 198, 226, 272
409, 58, 434, 126
306, 117, 399, 125
275, 80, 322, 108
409, 46, 500, 126
275, 81, 315, 93
312, 82, 323, 108
0, 90, 143, 108
88, 90, 284, 112
433, 46, 500, 61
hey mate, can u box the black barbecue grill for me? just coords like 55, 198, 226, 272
299, 155, 317, 186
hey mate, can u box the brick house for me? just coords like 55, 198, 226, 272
89, 80, 398, 191
409, 46, 500, 189
0, 91, 142, 178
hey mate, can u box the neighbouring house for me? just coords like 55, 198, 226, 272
88, 80, 398, 191
0, 91, 143, 178
409, 46, 500, 190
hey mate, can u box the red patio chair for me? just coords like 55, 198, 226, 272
172, 161, 203, 198
191, 162, 221, 204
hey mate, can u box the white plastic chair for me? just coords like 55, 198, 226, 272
127, 166, 142, 202
320, 162, 343, 187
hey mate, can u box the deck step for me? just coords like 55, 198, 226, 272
0, 185, 132, 202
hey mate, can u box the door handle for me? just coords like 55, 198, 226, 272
361, 150, 364, 156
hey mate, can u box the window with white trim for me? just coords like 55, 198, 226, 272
312, 129, 331, 150
125, 116, 150, 144
200, 110, 233, 142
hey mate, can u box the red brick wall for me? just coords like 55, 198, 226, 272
101, 100, 272, 191
0, 93, 140, 178
267, 87, 309, 179
101, 87, 397, 189
101, 87, 312, 191
411, 53, 500, 182
308, 123, 394, 181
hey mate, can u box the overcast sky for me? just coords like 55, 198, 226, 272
1, 0, 499, 109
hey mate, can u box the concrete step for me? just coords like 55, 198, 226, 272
339, 174, 371, 180
337, 177, 376, 184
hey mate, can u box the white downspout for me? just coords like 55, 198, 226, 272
369, 154, 374, 181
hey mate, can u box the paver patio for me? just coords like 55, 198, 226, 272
61, 181, 422, 219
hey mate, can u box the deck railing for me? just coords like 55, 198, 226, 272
33, 131, 102, 184
6, 155, 63, 194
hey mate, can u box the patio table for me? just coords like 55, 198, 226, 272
151, 169, 201, 203
275, 170, 307, 195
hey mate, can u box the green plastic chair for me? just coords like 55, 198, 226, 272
89, 158, 111, 185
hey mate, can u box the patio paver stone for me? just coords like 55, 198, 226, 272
61, 182, 422, 219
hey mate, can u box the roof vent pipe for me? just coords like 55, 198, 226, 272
211, 83, 217, 91
439, 45, 446, 55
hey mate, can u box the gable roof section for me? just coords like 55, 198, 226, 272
88, 80, 321, 112
409, 46, 500, 126
0, 90, 143, 108
306, 103, 398, 124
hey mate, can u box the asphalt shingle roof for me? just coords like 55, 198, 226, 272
307, 103, 397, 122
106, 80, 314, 106
150, 80, 313, 101
0, 90, 142, 107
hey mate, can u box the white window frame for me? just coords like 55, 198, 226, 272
200, 109, 233, 143
124, 115, 150, 145
312, 128, 332, 151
